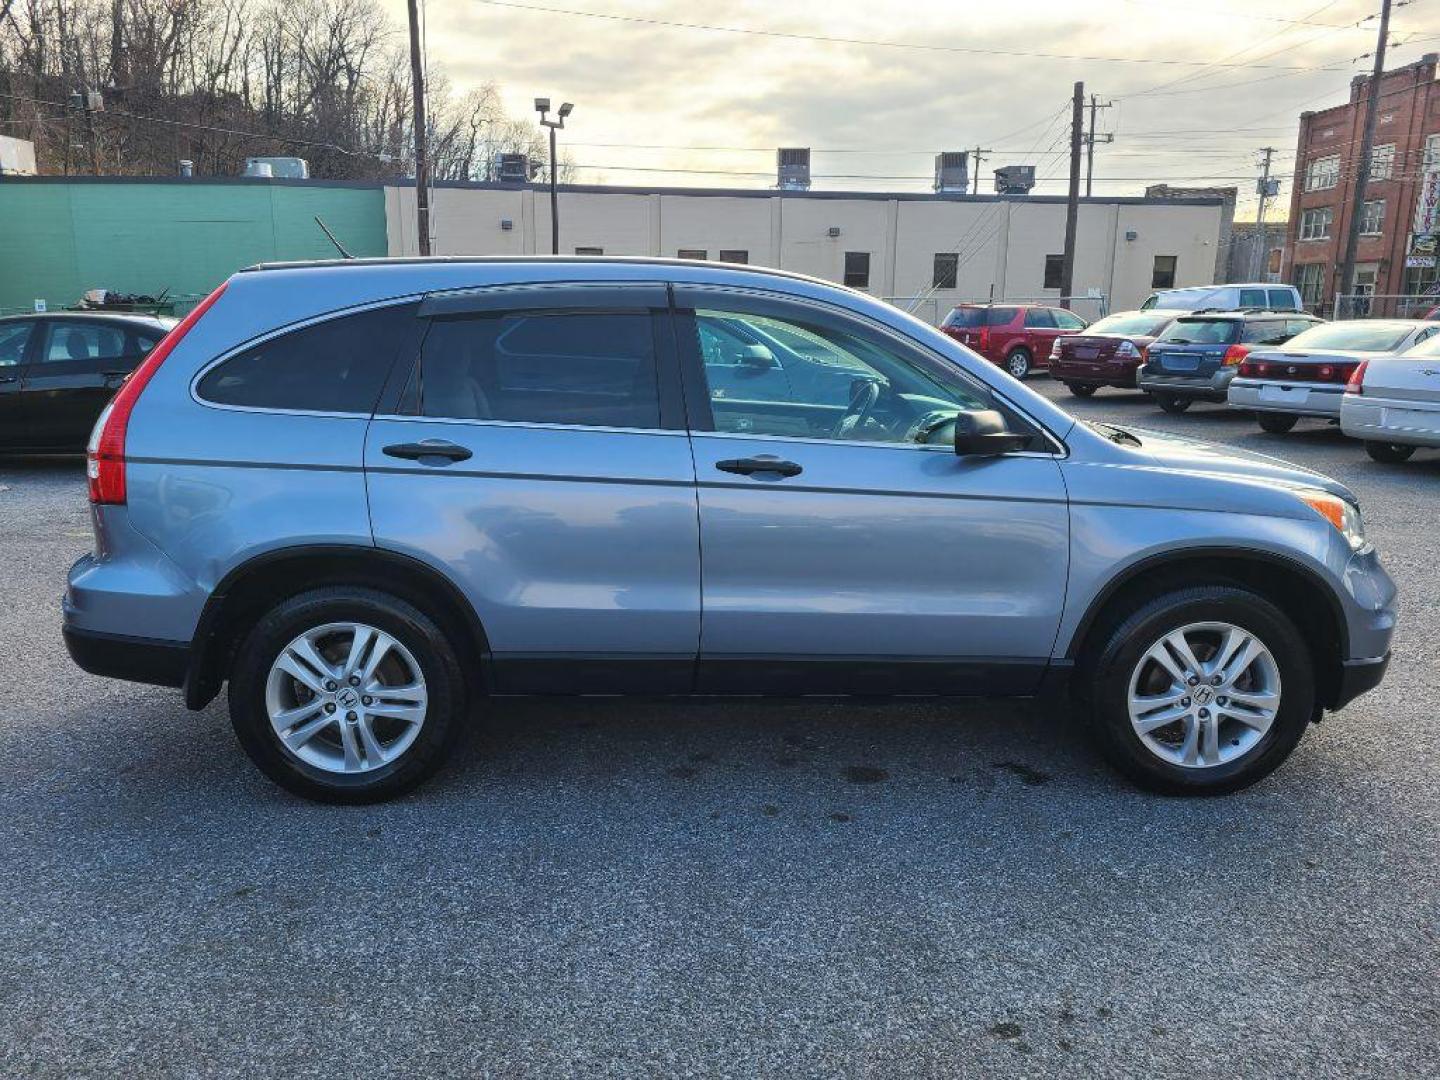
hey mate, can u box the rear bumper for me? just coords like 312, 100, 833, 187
1341, 396, 1440, 447
62, 623, 188, 688
1052, 361, 1137, 386
1228, 380, 1343, 418
1136, 365, 1236, 401
1331, 653, 1391, 710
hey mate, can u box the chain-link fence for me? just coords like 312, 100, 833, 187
1331, 293, 1440, 320
883, 294, 1109, 326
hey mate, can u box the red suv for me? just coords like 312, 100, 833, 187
939, 304, 1088, 378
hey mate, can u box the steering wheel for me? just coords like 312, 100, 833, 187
831, 378, 882, 440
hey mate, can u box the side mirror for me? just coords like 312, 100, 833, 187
738, 344, 777, 369
953, 409, 1031, 456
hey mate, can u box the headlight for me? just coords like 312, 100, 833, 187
1300, 490, 1368, 552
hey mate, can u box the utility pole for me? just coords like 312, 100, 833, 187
1250, 147, 1277, 281
405, 0, 431, 256
1336, 0, 1391, 310
970, 145, 992, 195
1060, 81, 1084, 308
1083, 95, 1113, 198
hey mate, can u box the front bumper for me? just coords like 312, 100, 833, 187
1332, 653, 1391, 710
1228, 379, 1344, 418
1137, 364, 1237, 402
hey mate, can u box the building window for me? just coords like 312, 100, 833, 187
1295, 264, 1325, 308
1369, 143, 1396, 181
1043, 254, 1064, 290
677, 248, 707, 260
1299, 207, 1333, 241
844, 251, 871, 288
718, 249, 749, 264
1305, 155, 1340, 192
933, 252, 958, 289
1359, 199, 1385, 236
1151, 255, 1178, 289
575, 246, 604, 255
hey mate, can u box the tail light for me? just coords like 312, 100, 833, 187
978, 326, 991, 353
1238, 360, 1266, 378
1345, 359, 1369, 395
1115, 339, 1139, 359
1222, 344, 1253, 366
87, 282, 228, 505
1049, 339, 1062, 360
1140, 345, 1150, 365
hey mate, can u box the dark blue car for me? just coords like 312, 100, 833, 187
1137, 310, 1321, 413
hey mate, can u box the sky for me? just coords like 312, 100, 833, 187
385, 0, 1440, 220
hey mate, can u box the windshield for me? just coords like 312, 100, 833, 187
1281, 322, 1414, 353
1155, 318, 1239, 345
1085, 312, 1172, 337
942, 306, 1017, 328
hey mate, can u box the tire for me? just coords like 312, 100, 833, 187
1156, 395, 1192, 414
1079, 585, 1315, 796
228, 586, 468, 803
1256, 412, 1299, 434
1365, 440, 1415, 463
1005, 348, 1033, 379
1067, 383, 1098, 398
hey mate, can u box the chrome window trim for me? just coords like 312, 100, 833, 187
368, 413, 685, 437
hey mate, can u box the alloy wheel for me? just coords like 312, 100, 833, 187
264, 621, 428, 774
1126, 621, 1281, 769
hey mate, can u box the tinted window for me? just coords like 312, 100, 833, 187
1023, 308, 1056, 329
198, 303, 417, 413
1268, 288, 1299, 311
1241, 320, 1290, 345
418, 311, 660, 429
1239, 288, 1267, 308
0, 322, 32, 367
44, 323, 125, 363
1157, 318, 1239, 345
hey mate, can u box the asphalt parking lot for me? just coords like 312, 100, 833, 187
2, 381, 1437, 1079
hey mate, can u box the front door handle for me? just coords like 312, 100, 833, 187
382, 439, 473, 463
0, 374, 16, 384
715, 455, 803, 478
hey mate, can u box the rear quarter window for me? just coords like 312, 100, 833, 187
197, 303, 418, 413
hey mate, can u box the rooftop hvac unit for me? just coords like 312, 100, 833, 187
243, 156, 308, 179
777, 148, 811, 191
994, 164, 1036, 195
496, 152, 534, 184
934, 151, 969, 194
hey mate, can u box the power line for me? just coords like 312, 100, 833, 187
472, 0, 1375, 71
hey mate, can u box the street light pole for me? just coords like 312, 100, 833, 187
536, 99, 573, 256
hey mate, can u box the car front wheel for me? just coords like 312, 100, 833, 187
228, 587, 467, 803
1082, 585, 1315, 795
1365, 440, 1415, 463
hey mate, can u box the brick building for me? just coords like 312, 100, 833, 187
1285, 53, 1440, 312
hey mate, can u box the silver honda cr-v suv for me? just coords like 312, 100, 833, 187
63, 258, 1396, 802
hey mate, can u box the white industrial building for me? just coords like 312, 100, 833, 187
384, 181, 1230, 320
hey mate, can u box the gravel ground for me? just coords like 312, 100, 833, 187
1, 382, 1437, 1078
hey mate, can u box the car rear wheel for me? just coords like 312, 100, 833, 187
1081, 585, 1314, 795
1256, 412, 1299, 434
1365, 440, 1416, 463
1005, 348, 1033, 379
228, 587, 467, 803
1066, 383, 1098, 397
1155, 395, 1192, 414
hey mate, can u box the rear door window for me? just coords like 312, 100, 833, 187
42, 322, 126, 364
1268, 289, 1299, 311
417, 310, 661, 429
197, 303, 418, 413
984, 307, 1019, 326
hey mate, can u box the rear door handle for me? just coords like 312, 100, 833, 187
715, 455, 803, 478
382, 439, 473, 463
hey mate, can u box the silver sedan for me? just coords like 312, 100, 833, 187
1341, 332, 1440, 462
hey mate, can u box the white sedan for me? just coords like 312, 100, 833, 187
1340, 334, 1440, 462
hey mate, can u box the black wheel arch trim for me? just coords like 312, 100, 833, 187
1063, 544, 1350, 668
184, 543, 492, 710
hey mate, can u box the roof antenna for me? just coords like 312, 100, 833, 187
314, 216, 355, 259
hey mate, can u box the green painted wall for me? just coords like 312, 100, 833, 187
0, 180, 387, 314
